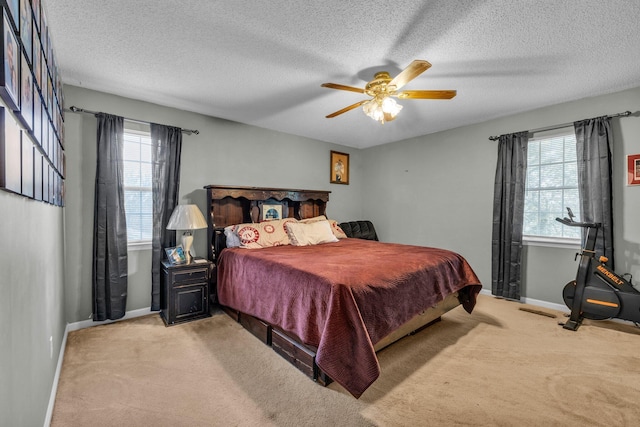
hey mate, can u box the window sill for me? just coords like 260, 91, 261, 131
523, 236, 580, 249
128, 242, 152, 251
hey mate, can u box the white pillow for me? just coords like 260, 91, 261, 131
285, 220, 339, 246
224, 225, 242, 248
299, 215, 348, 239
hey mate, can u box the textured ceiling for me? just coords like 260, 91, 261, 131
45, 0, 640, 149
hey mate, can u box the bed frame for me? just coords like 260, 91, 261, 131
204, 184, 462, 387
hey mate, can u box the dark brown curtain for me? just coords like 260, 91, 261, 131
93, 113, 128, 321
491, 131, 529, 300
150, 124, 182, 311
574, 116, 614, 268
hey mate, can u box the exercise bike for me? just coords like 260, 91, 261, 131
555, 208, 640, 331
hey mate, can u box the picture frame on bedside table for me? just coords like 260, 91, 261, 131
165, 245, 187, 265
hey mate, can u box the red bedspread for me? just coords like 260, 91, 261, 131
217, 238, 481, 397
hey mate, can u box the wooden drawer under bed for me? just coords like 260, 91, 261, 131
222, 308, 332, 385
239, 311, 271, 345
271, 328, 332, 386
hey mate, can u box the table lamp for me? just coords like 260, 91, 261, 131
166, 204, 208, 263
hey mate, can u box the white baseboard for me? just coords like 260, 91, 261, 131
43, 322, 69, 427
522, 296, 568, 313
479, 288, 569, 313
66, 307, 154, 332
44, 307, 154, 427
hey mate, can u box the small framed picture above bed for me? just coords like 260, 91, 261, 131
261, 203, 282, 221
330, 150, 349, 185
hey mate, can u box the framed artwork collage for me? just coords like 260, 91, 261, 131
0, 0, 65, 206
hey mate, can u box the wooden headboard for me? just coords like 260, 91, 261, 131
203, 185, 331, 263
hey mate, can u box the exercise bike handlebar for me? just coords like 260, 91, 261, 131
555, 216, 601, 228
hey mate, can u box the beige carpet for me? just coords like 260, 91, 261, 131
51, 295, 640, 426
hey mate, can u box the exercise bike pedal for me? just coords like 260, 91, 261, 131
560, 319, 582, 331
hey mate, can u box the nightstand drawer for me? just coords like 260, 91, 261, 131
173, 268, 208, 283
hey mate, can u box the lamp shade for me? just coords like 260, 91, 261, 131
166, 204, 208, 230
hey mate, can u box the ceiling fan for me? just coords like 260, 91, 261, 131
321, 60, 456, 124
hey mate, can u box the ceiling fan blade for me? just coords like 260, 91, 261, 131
389, 60, 432, 90
321, 83, 365, 94
326, 100, 369, 118
396, 90, 457, 99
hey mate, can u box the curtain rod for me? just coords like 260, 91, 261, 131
66, 106, 200, 135
488, 110, 632, 141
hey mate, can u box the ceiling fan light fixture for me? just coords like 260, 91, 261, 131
363, 96, 402, 124
382, 96, 402, 115
362, 99, 380, 121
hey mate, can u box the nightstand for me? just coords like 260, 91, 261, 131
160, 258, 213, 326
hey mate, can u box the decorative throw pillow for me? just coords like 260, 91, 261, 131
233, 218, 298, 249
285, 220, 339, 246
224, 225, 242, 248
300, 215, 348, 239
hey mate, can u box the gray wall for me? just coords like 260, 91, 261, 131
62, 84, 640, 322
0, 189, 66, 426
63, 85, 364, 323
362, 86, 640, 304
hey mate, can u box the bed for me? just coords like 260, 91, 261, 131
205, 185, 482, 398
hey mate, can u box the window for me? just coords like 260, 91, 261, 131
123, 123, 153, 246
523, 129, 580, 242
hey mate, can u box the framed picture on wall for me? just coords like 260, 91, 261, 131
628, 154, 640, 186
41, 160, 48, 202
40, 49, 46, 108
5, 0, 19, 29
21, 132, 34, 198
57, 173, 62, 206
19, 0, 32, 62
33, 149, 42, 200
18, 50, 33, 130
48, 163, 53, 203
42, 115, 48, 155
32, 90, 41, 146
1, 10, 19, 111
32, 26, 40, 89
32, 0, 41, 32
47, 74, 52, 112
52, 169, 58, 205
0, 108, 22, 193
330, 150, 349, 185
41, 9, 49, 54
